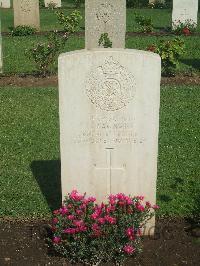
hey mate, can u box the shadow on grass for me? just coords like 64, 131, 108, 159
31, 160, 62, 212
181, 59, 200, 70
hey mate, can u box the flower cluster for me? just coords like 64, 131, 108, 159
172, 19, 197, 36
147, 37, 185, 76
51, 190, 158, 265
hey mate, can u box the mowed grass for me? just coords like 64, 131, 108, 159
0, 86, 199, 218
2, 35, 200, 74
1, 7, 200, 32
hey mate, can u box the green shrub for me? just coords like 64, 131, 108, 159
9, 25, 37, 36
27, 10, 82, 76
98, 33, 112, 48
147, 38, 185, 76
135, 14, 154, 33
27, 31, 67, 76
56, 10, 82, 33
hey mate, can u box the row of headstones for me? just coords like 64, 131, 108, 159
0, 0, 162, 8
0, 0, 61, 8
2, 0, 198, 36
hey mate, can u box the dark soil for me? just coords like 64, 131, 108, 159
0, 218, 199, 265
0, 74, 199, 88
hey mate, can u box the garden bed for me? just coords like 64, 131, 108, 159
0, 218, 199, 265
0, 74, 200, 87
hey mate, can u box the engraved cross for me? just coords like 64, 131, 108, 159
94, 148, 124, 195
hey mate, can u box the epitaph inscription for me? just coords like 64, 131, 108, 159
73, 113, 140, 145
86, 57, 136, 111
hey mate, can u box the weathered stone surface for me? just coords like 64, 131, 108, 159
13, 0, 40, 29
44, 0, 61, 8
0, 0, 10, 8
58, 49, 161, 234
85, 0, 126, 49
172, 0, 198, 29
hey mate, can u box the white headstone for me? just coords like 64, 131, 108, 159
172, 0, 198, 29
58, 49, 161, 233
0, 0, 11, 8
85, 0, 126, 49
44, 0, 61, 8
13, 0, 40, 29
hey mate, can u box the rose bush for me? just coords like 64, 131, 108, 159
50, 190, 158, 266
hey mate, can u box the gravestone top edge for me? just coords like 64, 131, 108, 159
58, 49, 161, 61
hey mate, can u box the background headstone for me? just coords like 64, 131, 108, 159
58, 49, 161, 233
44, 0, 61, 8
13, 0, 40, 29
172, 0, 198, 29
0, 0, 11, 8
85, 0, 126, 49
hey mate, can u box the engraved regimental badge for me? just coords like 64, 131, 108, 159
86, 56, 136, 112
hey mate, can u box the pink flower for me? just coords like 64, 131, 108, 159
106, 206, 115, 214
136, 204, 145, 212
126, 227, 135, 241
76, 209, 83, 215
87, 196, 96, 202
67, 215, 75, 220
64, 228, 76, 234
123, 245, 135, 255
116, 193, 125, 201
92, 223, 100, 231
145, 201, 151, 208
52, 217, 59, 224
126, 227, 134, 237
125, 196, 133, 205
109, 194, 116, 205
118, 201, 126, 206
73, 220, 84, 227
137, 196, 144, 201
59, 206, 69, 215
152, 204, 159, 210
97, 218, 106, 225
105, 215, 117, 224
79, 225, 87, 232
53, 210, 59, 215
53, 236, 61, 244
69, 190, 84, 201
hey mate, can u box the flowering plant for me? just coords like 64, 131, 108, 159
172, 19, 197, 36
134, 13, 154, 33
50, 190, 158, 266
147, 38, 185, 76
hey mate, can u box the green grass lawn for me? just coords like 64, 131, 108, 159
0, 86, 199, 218
2, 35, 200, 74
1, 7, 200, 32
